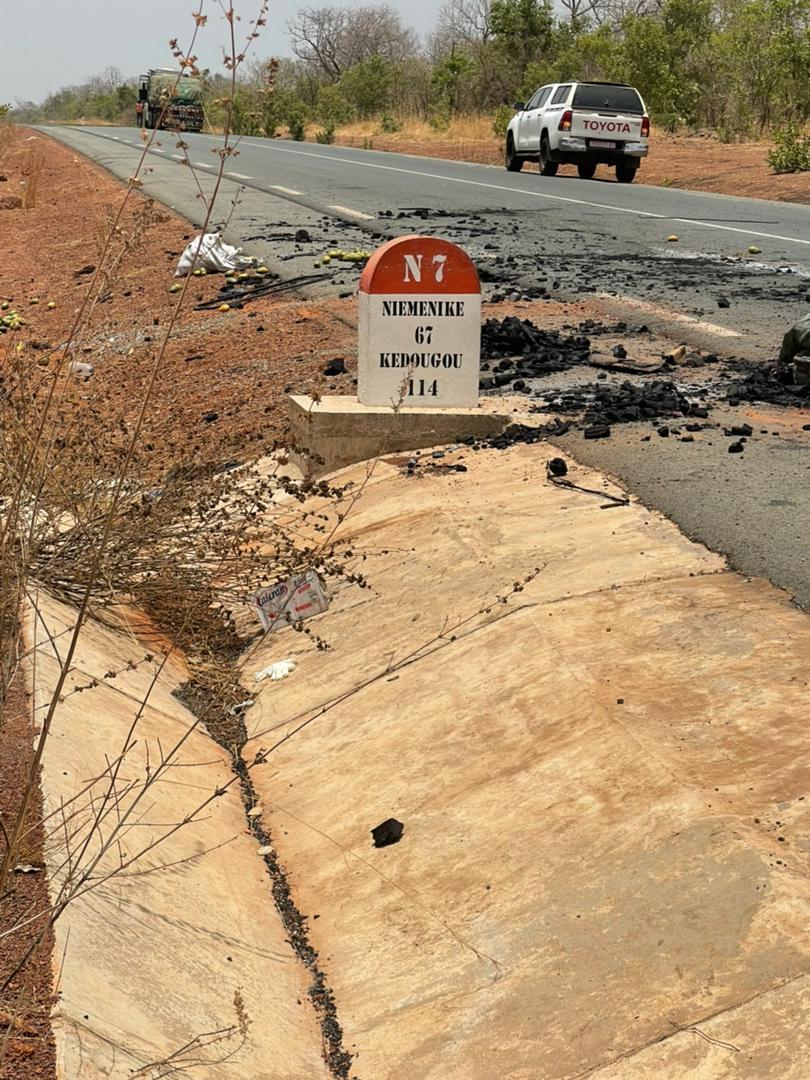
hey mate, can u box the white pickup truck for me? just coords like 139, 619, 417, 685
505, 81, 650, 184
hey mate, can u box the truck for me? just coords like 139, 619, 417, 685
505, 81, 650, 184
137, 69, 204, 132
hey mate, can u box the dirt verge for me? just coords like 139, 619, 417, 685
1, 127, 358, 485
0, 676, 56, 1080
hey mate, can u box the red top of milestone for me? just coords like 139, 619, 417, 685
359, 235, 480, 295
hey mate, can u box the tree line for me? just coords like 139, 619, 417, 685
13, 0, 810, 142
14, 67, 138, 126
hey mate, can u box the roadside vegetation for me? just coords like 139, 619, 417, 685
12, 0, 810, 172
0, 5, 367, 1075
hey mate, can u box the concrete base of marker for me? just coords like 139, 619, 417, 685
288, 395, 508, 477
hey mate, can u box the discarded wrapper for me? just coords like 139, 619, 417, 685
255, 660, 297, 683
250, 570, 329, 632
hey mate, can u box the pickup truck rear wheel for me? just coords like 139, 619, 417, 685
539, 136, 558, 177
577, 162, 596, 179
616, 160, 638, 184
505, 135, 523, 172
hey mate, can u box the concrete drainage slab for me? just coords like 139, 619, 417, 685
24, 595, 331, 1080
242, 442, 810, 1080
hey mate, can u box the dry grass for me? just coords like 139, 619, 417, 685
0, 9, 355, 1076
335, 114, 498, 143
0, 121, 13, 166
60, 117, 118, 127
327, 115, 503, 166
21, 147, 44, 209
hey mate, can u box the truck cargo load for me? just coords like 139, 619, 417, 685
137, 69, 204, 132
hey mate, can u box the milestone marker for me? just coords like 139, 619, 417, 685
358, 236, 481, 408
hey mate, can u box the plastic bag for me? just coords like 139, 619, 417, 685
175, 232, 257, 277
255, 660, 297, 683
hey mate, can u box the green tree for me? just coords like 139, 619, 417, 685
116, 84, 137, 114
17, 2, 810, 139
522, 23, 622, 92
617, 0, 712, 125
339, 55, 395, 118
315, 83, 356, 127
431, 51, 475, 116
491, 0, 554, 84
617, 16, 683, 121
719, 0, 810, 128
230, 87, 263, 136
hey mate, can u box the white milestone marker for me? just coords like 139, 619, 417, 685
357, 235, 481, 408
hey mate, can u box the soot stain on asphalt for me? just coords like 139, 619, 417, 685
387, 207, 810, 318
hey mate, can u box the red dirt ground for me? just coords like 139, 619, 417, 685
1, 129, 367, 484
0, 679, 57, 1080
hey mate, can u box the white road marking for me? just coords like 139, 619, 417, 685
193, 161, 211, 168
598, 293, 742, 337
239, 142, 810, 249
328, 204, 374, 220
70, 129, 810, 253
171, 154, 184, 160
227, 172, 253, 180
152, 148, 165, 153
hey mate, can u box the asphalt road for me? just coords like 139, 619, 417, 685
558, 411, 810, 610
39, 125, 810, 361
37, 125, 810, 607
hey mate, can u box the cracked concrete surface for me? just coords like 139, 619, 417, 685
243, 443, 810, 1079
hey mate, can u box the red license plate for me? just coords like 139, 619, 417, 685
589, 139, 617, 149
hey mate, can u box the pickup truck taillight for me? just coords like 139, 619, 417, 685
558, 110, 573, 132
641, 115, 650, 138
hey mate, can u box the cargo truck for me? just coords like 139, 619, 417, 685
137, 69, 204, 132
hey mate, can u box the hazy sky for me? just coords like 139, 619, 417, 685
2, 0, 440, 103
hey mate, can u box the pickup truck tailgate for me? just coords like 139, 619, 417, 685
571, 112, 644, 142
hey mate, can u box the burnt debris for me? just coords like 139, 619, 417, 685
481, 317, 591, 381
542, 379, 710, 427
726, 361, 810, 406
372, 818, 404, 848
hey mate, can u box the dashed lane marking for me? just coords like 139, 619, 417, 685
50, 128, 810, 252
598, 293, 743, 337
328, 204, 374, 220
